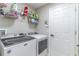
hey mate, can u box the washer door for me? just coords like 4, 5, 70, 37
38, 39, 48, 54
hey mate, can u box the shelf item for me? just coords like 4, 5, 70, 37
27, 6, 39, 25
5, 11, 18, 19
27, 11, 39, 25
0, 3, 7, 15
28, 11, 39, 20
0, 3, 7, 8
24, 5, 28, 16
4, 3, 18, 19
31, 19, 39, 24
27, 16, 39, 28
27, 16, 39, 24
10, 3, 18, 12
28, 6, 39, 20
0, 9, 4, 15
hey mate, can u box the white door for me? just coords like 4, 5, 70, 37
49, 4, 76, 56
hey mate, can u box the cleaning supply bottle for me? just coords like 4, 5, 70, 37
24, 5, 28, 16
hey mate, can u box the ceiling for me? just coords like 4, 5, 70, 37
27, 3, 47, 9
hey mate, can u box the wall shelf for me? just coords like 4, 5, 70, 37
4, 14, 18, 19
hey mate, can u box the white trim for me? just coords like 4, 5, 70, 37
75, 3, 79, 56
48, 7, 51, 56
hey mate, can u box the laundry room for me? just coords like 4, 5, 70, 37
0, 3, 79, 56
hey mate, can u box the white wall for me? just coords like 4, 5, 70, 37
0, 3, 37, 34
36, 4, 56, 35
36, 4, 49, 35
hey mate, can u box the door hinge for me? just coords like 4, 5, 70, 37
75, 31, 77, 35
75, 7, 77, 12
75, 54, 76, 56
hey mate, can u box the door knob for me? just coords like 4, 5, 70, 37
77, 45, 79, 47
7, 50, 11, 54
50, 34, 54, 37
24, 43, 27, 46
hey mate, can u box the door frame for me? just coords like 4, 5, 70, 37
75, 3, 78, 56
48, 3, 79, 56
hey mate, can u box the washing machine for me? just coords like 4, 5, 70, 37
28, 34, 48, 56
0, 34, 37, 56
